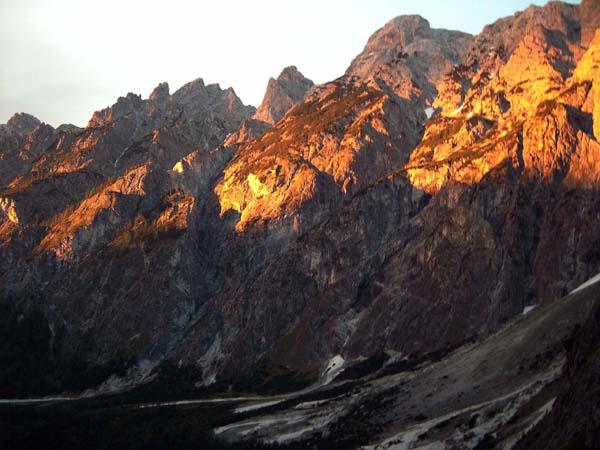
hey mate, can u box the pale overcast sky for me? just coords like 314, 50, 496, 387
0, 0, 580, 127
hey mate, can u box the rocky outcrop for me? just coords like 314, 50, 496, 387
252, 66, 314, 125
0, 79, 254, 227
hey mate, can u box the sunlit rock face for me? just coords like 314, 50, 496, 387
581, 0, 600, 47
396, 19, 600, 346
346, 15, 472, 104
216, 80, 421, 233
434, 2, 583, 117
253, 66, 314, 125
1, 1, 600, 406
407, 2, 594, 195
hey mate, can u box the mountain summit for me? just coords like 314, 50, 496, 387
346, 15, 472, 102
252, 65, 314, 125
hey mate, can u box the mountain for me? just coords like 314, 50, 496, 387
217, 66, 314, 148
346, 15, 472, 103
252, 66, 314, 125
0, 113, 59, 186
1, 2, 600, 449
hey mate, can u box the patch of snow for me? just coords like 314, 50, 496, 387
113, 146, 130, 173
214, 412, 307, 437
522, 305, 537, 315
451, 102, 465, 116
570, 272, 600, 294
294, 400, 325, 410
322, 355, 345, 384
195, 334, 222, 386
138, 395, 262, 410
424, 107, 435, 119
268, 407, 346, 444
0, 396, 76, 405
270, 426, 315, 444
214, 417, 283, 436
505, 398, 556, 449
293, 392, 347, 411
235, 399, 284, 414
384, 350, 406, 366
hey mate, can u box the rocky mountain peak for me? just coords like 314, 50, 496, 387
172, 79, 255, 122
55, 123, 82, 134
277, 65, 307, 83
361, 15, 432, 51
88, 92, 144, 128
171, 77, 205, 101
252, 66, 314, 125
149, 81, 170, 102
3, 112, 42, 135
345, 14, 472, 103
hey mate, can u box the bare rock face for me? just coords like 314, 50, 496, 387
3, 113, 41, 135
252, 66, 314, 125
434, 1, 582, 116
0, 113, 58, 186
514, 33, 600, 448
222, 67, 313, 148
149, 81, 170, 102
216, 80, 420, 234
188, 3, 600, 382
222, 118, 271, 147
0, 78, 253, 265
404, 17, 600, 312
581, 0, 600, 46
346, 15, 472, 103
